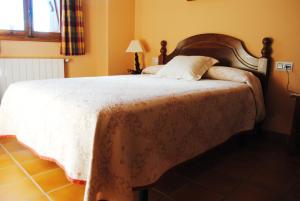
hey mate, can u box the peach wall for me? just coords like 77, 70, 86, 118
108, 0, 135, 75
135, 0, 300, 135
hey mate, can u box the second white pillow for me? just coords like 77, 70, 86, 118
142, 65, 164, 75
157, 56, 218, 80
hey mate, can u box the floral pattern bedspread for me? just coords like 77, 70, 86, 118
0, 75, 263, 201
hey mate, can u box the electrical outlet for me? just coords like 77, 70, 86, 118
276, 61, 293, 71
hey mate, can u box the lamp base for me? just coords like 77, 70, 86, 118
128, 68, 142, 74
134, 52, 142, 74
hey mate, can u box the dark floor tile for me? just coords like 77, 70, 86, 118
283, 195, 300, 201
212, 157, 257, 180
286, 154, 300, 166
174, 151, 227, 180
221, 150, 260, 164
151, 137, 300, 201
247, 142, 288, 161
192, 170, 240, 195
248, 165, 295, 194
224, 182, 281, 201
154, 170, 189, 195
254, 155, 300, 175
174, 162, 206, 179
285, 181, 300, 201
148, 189, 165, 201
193, 155, 220, 172
165, 182, 223, 201
159, 198, 174, 201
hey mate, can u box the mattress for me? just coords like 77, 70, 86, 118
0, 75, 263, 201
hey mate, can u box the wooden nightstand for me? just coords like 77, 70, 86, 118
289, 93, 300, 153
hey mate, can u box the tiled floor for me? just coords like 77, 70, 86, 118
0, 137, 85, 201
150, 136, 300, 201
1, 136, 300, 201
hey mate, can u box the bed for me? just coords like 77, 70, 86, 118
0, 34, 272, 201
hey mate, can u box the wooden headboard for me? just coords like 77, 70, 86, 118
158, 33, 273, 92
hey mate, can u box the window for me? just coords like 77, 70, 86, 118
0, 0, 61, 41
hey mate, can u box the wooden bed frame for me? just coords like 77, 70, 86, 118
134, 34, 273, 201
158, 33, 272, 93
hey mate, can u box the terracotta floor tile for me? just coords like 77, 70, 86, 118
0, 146, 5, 156
0, 179, 45, 201
0, 137, 16, 144
0, 138, 27, 152
11, 149, 39, 163
49, 184, 85, 201
33, 196, 51, 201
0, 165, 26, 187
22, 158, 58, 176
0, 152, 15, 169
33, 168, 71, 192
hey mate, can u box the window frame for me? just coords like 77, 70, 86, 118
0, 0, 61, 42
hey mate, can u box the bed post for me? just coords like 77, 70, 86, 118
158, 40, 167, 65
253, 37, 273, 137
261, 37, 273, 90
261, 37, 273, 59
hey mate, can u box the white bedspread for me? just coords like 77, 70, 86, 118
0, 75, 264, 201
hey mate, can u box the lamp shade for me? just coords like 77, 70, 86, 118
126, 40, 144, 53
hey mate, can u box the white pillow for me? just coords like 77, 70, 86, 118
142, 65, 164, 75
157, 56, 218, 80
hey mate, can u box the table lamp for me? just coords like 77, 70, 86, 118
126, 40, 144, 74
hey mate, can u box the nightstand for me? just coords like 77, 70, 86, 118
289, 93, 300, 153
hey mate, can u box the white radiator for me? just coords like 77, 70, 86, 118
0, 58, 65, 100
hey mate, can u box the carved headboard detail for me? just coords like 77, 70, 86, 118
158, 33, 273, 92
